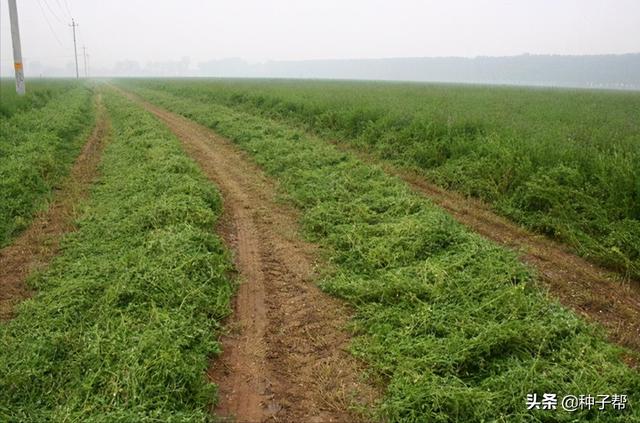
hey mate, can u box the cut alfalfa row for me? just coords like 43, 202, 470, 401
126, 85, 640, 422
0, 90, 233, 421
0, 82, 94, 247
126, 79, 640, 280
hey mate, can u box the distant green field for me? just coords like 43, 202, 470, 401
0, 80, 94, 246
124, 79, 640, 279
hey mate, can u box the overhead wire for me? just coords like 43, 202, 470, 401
54, 0, 72, 21
63, 0, 73, 20
36, 0, 65, 48
41, 0, 66, 25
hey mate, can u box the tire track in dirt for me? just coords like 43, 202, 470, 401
115, 87, 379, 423
0, 93, 110, 321
327, 140, 640, 357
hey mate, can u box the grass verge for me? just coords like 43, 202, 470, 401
0, 90, 233, 421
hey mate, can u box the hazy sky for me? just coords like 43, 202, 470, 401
1, 0, 640, 77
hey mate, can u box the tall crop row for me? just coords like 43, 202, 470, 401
0, 81, 94, 246
125, 85, 640, 422
0, 91, 233, 421
127, 79, 640, 279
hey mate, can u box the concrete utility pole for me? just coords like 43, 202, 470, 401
70, 19, 79, 79
82, 46, 88, 78
7, 0, 25, 95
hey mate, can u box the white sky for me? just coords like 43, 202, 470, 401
1, 0, 640, 77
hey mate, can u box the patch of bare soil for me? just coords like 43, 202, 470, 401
116, 87, 379, 423
0, 94, 110, 321
327, 140, 640, 355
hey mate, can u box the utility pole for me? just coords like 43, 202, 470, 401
69, 19, 79, 79
7, 0, 25, 95
82, 46, 88, 78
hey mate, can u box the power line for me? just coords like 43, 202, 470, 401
41, 0, 65, 25
63, 0, 73, 19
36, 0, 64, 47
54, 0, 72, 21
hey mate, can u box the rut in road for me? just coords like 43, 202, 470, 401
116, 88, 378, 423
0, 94, 110, 321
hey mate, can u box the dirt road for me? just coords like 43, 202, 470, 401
0, 95, 110, 321
116, 88, 377, 422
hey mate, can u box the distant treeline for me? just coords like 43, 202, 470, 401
197, 54, 640, 89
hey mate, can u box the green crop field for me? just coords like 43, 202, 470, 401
123, 79, 640, 279
0, 80, 94, 246
120, 80, 640, 422
0, 89, 233, 420
1, 79, 639, 422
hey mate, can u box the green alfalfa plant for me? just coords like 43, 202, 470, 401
125, 83, 640, 422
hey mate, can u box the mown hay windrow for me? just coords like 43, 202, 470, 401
0, 91, 234, 421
